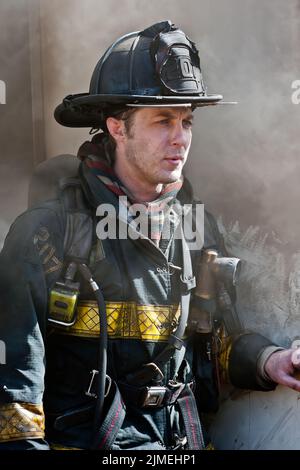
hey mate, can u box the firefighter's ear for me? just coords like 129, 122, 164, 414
106, 117, 126, 142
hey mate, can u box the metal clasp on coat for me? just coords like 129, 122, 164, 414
85, 370, 112, 399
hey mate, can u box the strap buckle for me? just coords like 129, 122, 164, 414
85, 370, 112, 399
141, 386, 167, 407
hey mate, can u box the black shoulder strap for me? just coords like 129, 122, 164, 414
59, 176, 93, 263
47, 176, 95, 328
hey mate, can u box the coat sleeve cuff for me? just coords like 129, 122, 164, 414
228, 332, 279, 391
256, 345, 285, 385
0, 402, 45, 443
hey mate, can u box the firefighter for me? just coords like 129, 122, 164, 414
0, 20, 299, 450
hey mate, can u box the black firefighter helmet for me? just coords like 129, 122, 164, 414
54, 20, 224, 129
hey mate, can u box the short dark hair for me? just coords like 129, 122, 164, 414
104, 107, 138, 158
106, 107, 137, 133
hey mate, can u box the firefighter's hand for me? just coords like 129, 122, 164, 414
264, 348, 300, 391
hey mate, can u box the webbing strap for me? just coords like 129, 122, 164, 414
51, 380, 126, 450
177, 385, 205, 450
94, 381, 126, 450
61, 179, 93, 262
127, 225, 195, 385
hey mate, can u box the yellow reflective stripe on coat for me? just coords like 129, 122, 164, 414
53, 300, 180, 340
0, 403, 45, 442
50, 443, 83, 450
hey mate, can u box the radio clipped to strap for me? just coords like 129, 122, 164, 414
48, 262, 80, 327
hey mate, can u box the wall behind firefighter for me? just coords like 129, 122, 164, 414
1, 0, 300, 449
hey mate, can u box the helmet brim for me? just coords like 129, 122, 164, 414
54, 92, 224, 128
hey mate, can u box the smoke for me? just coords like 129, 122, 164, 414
0, 218, 9, 250
1, 0, 300, 256
37, 0, 300, 252
1, 3, 300, 279
0, 0, 35, 232
184, 0, 300, 253
0, 80, 6, 104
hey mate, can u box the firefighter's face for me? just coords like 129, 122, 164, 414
109, 106, 193, 186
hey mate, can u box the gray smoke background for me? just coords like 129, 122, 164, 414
1, 0, 300, 449
0, 0, 34, 244
2, 0, 300, 251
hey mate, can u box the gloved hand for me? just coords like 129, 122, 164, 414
264, 348, 300, 391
